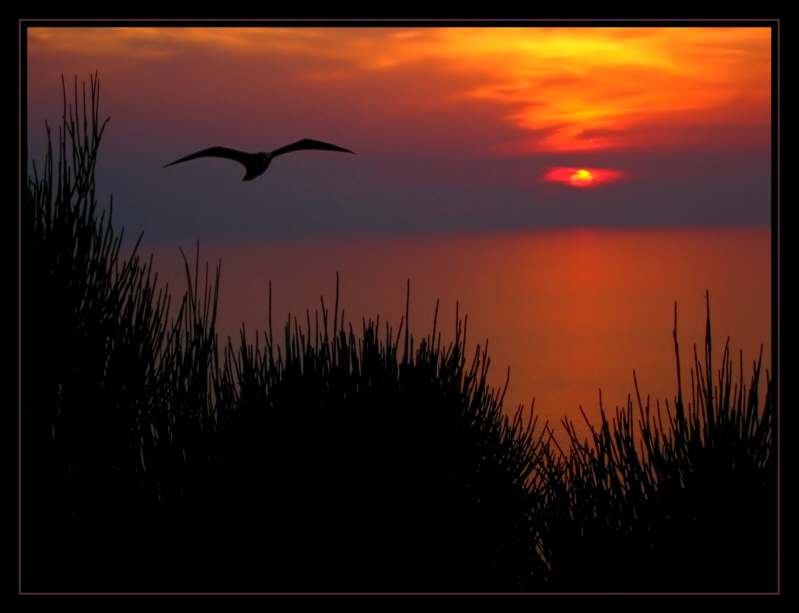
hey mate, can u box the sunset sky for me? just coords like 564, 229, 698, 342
24, 25, 774, 241
22, 23, 776, 439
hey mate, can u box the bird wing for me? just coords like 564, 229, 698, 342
270, 138, 355, 158
163, 146, 254, 169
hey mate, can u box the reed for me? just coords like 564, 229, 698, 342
22, 73, 223, 591
199, 280, 553, 592
23, 74, 550, 592
538, 296, 776, 592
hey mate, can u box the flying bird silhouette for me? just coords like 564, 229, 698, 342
163, 138, 355, 181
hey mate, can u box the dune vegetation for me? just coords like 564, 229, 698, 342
21, 74, 777, 593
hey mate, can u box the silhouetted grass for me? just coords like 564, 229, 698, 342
22, 74, 550, 593
193, 281, 553, 592
21, 74, 776, 593
22, 73, 224, 592
538, 298, 776, 592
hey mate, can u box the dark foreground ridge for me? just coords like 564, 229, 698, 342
21, 74, 777, 594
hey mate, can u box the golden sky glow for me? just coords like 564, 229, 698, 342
27, 26, 771, 159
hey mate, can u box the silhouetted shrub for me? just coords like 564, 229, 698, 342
194, 286, 552, 592
22, 73, 223, 592
22, 74, 550, 593
539, 298, 776, 592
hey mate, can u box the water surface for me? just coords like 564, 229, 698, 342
144, 226, 772, 442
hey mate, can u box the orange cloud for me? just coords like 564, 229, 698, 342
449, 27, 771, 153
27, 26, 771, 159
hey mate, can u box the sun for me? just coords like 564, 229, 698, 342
569, 169, 594, 187
542, 166, 622, 187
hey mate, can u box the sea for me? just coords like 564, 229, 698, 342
141, 225, 773, 444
